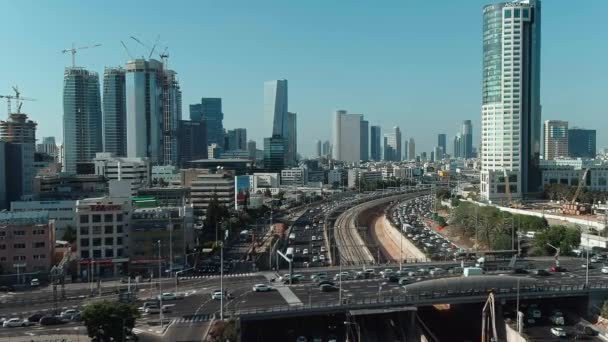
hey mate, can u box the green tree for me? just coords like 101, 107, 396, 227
264, 188, 272, 198
62, 225, 77, 243
82, 300, 139, 341
534, 225, 581, 255
203, 193, 230, 241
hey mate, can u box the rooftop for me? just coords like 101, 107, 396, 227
0, 211, 49, 224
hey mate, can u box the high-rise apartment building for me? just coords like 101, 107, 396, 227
226, 128, 247, 151
332, 110, 363, 163
480, 0, 542, 201
36, 136, 58, 162
370, 126, 381, 161
568, 128, 596, 159
264, 80, 288, 137
0, 111, 37, 200
102, 67, 127, 157
63, 68, 103, 173
437, 134, 447, 158
408, 138, 416, 161
360, 120, 369, 162
286, 112, 297, 165
543, 120, 568, 160
125, 59, 181, 165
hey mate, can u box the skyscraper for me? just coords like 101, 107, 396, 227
383, 136, 393, 161
332, 110, 363, 163
226, 128, 247, 151
199, 98, 224, 148
247, 140, 257, 159
0, 111, 37, 198
480, 0, 542, 201
264, 80, 288, 137
63, 68, 103, 173
433, 146, 443, 162
360, 120, 369, 161
568, 128, 596, 159
403, 139, 408, 161
370, 126, 381, 161
462, 120, 473, 158
394, 127, 402, 161
453, 134, 462, 159
384, 127, 401, 161
286, 112, 297, 165
322, 140, 331, 157
543, 120, 568, 160
189, 103, 202, 121
178, 120, 208, 165
264, 135, 287, 172
437, 134, 447, 158
408, 138, 416, 161
315, 140, 322, 158
102, 67, 127, 157
126, 59, 181, 165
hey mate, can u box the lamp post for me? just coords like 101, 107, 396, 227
220, 240, 224, 320
157, 240, 163, 330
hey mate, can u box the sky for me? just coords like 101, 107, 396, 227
1, 0, 607, 157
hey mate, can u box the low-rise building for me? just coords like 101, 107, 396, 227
181, 169, 235, 214
94, 153, 150, 195
0, 211, 55, 275
540, 160, 608, 192
35, 174, 107, 200
10, 200, 76, 239
151, 165, 181, 185
281, 168, 307, 187
347, 169, 382, 188
75, 197, 131, 278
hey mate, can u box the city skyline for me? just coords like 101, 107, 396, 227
0, 1, 606, 157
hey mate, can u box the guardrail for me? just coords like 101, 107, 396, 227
230, 281, 608, 319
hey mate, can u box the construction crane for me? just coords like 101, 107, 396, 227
120, 41, 134, 60
481, 291, 498, 342
61, 43, 102, 68
130, 36, 169, 66
561, 168, 590, 215
546, 243, 561, 267
0, 86, 35, 115
571, 169, 589, 204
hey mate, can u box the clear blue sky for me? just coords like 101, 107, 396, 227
2, 0, 607, 157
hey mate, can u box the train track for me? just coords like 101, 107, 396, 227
333, 191, 431, 266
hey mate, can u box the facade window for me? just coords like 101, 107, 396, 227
81, 250, 89, 258
80, 215, 89, 224
14, 230, 25, 236
116, 237, 123, 245
117, 214, 123, 221
13, 255, 26, 261
80, 227, 89, 235
93, 250, 102, 258
33, 242, 45, 248
504, 9, 512, 19
13, 243, 26, 249
93, 238, 102, 247
116, 225, 123, 234
105, 237, 113, 245
105, 249, 114, 258
80, 238, 90, 247
514, 9, 520, 18
92, 226, 102, 235
104, 214, 113, 222
522, 8, 529, 19
92, 215, 101, 223
117, 248, 124, 257
104, 226, 114, 234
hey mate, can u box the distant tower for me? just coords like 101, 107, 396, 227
102, 67, 127, 157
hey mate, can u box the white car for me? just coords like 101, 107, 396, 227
211, 290, 228, 300
320, 247, 326, 253
158, 292, 177, 301
3, 318, 27, 327
252, 284, 272, 292
303, 249, 309, 255
319, 255, 325, 261
30, 278, 40, 287
602, 266, 608, 274
60, 309, 80, 319
550, 327, 566, 337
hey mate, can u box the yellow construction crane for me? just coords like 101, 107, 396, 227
0, 86, 35, 115
61, 43, 102, 68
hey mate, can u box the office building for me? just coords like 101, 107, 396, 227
207, 144, 222, 159
370, 126, 381, 161
126, 59, 181, 165
0, 112, 37, 199
315, 140, 322, 158
63, 68, 103, 173
0, 211, 55, 274
434, 146, 443, 162
322, 140, 331, 158
35, 174, 107, 200
181, 169, 234, 214
264, 80, 288, 137
360, 120, 369, 162
36, 137, 58, 161
11, 200, 76, 239
437, 134, 447, 158
403, 140, 409, 161
189, 104, 202, 122
102, 67, 127, 157
226, 128, 247, 151
480, 0, 542, 201
384, 127, 401, 162
332, 110, 363, 163
247, 140, 257, 159
383, 136, 393, 161
75, 197, 130, 278
281, 168, 307, 187
286, 112, 297, 165
462, 120, 473, 159
568, 128, 596, 159
200, 98, 224, 148
178, 120, 208, 165
263, 135, 287, 172
93, 153, 150, 195
543, 120, 568, 160
408, 138, 416, 161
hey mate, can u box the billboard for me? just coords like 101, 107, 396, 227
235, 175, 252, 209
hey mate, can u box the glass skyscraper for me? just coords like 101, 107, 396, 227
63, 67, 103, 173
103, 67, 127, 157
360, 120, 369, 162
370, 126, 381, 161
264, 80, 288, 137
191, 98, 223, 148
568, 128, 596, 159
264, 135, 287, 172
480, 0, 541, 201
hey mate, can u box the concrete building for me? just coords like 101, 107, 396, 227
75, 197, 130, 278
360, 120, 369, 162
11, 200, 76, 238
208, 143, 221, 159
384, 127, 402, 162
0, 112, 37, 202
136, 187, 190, 207
480, 0, 542, 201
251, 173, 280, 192
408, 138, 416, 161
315, 140, 322, 158
540, 160, 608, 192
347, 169, 382, 188
370, 126, 381, 161
437, 134, 447, 158
286, 112, 297, 166
433, 146, 443, 162
568, 128, 596, 159
128, 205, 193, 276
403, 140, 408, 161
226, 128, 247, 151
178, 120, 208, 165
93, 153, 150, 195
36, 137, 58, 162
35, 174, 107, 200
264, 135, 287, 172
281, 168, 307, 187
151, 165, 181, 185
102, 67, 127, 157
247, 140, 257, 160
332, 110, 363, 163
543, 120, 568, 160
322, 140, 331, 158
0, 211, 55, 274
181, 169, 235, 214
328, 169, 344, 187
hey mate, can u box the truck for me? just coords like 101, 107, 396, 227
463, 267, 484, 277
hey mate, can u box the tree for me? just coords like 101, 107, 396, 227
203, 193, 230, 241
263, 188, 272, 198
62, 225, 77, 243
82, 300, 139, 342
601, 300, 608, 319
534, 225, 581, 255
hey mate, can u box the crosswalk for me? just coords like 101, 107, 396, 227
173, 314, 212, 324
179, 272, 256, 280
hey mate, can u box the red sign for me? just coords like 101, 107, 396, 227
89, 204, 122, 212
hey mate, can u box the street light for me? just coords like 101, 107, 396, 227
157, 240, 164, 330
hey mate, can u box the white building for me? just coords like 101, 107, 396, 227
328, 169, 343, 186
333, 110, 363, 163
348, 169, 382, 188
480, 0, 541, 201
182, 170, 235, 214
94, 153, 150, 195
151, 165, 181, 185
544, 120, 569, 160
10, 200, 76, 238
252, 173, 280, 190
281, 168, 307, 187
75, 197, 131, 278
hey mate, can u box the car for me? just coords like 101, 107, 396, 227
60, 309, 80, 319
252, 284, 272, 292
303, 249, 309, 255
320, 284, 338, 292
27, 313, 44, 323
39, 316, 67, 326
158, 292, 177, 301
211, 290, 227, 300
388, 274, 400, 283
533, 269, 551, 276
398, 277, 415, 285
551, 327, 566, 337
0, 285, 15, 292
3, 318, 32, 327
30, 278, 40, 287
581, 263, 594, 270
317, 280, 335, 287
333, 272, 350, 281
602, 266, 608, 274
380, 269, 394, 277
549, 266, 567, 272
310, 272, 327, 281
312, 256, 319, 262
138, 301, 159, 312
296, 336, 308, 342
283, 277, 300, 284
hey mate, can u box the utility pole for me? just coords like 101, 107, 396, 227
158, 240, 163, 330
220, 240, 224, 320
